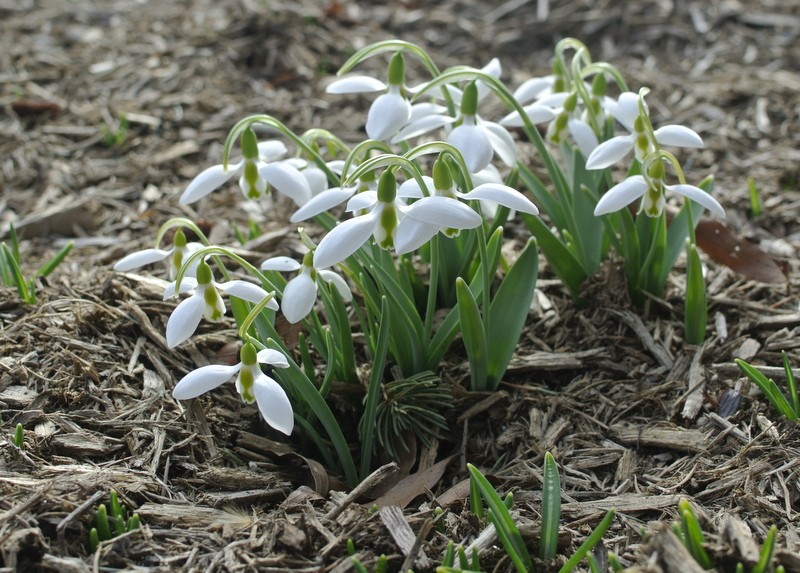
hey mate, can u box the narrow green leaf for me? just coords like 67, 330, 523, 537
752, 525, 777, 573
679, 500, 712, 570
540, 452, 561, 561
89, 528, 99, 552
359, 297, 391, 480
558, 509, 616, 573
684, 244, 707, 345
96, 504, 112, 541
467, 464, 534, 573
36, 241, 74, 278
266, 339, 358, 486
2, 243, 32, 303
521, 214, 585, 299
782, 351, 799, 416
487, 238, 538, 389
456, 278, 488, 392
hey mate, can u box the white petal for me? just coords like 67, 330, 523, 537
391, 114, 455, 143
404, 196, 482, 228
256, 348, 290, 368
313, 213, 378, 269
281, 273, 317, 323
409, 102, 448, 123
253, 376, 294, 435
667, 184, 725, 218
366, 92, 412, 141
594, 175, 648, 216
471, 164, 503, 186
217, 280, 274, 305
513, 76, 554, 104
172, 364, 240, 400
303, 166, 329, 196
257, 140, 288, 161
318, 270, 353, 302
180, 162, 241, 205
568, 119, 599, 157
163, 277, 198, 300
114, 248, 171, 272
476, 58, 502, 101
345, 191, 378, 212
585, 135, 635, 170
500, 103, 557, 127
460, 184, 539, 216
654, 125, 704, 148
260, 256, 301, 272
481, 121, 517, 167
166, 294, 205, 347
394, 217, 440, 255
610, 92, 642, 132
290, 186, 355, 222
261, 162, 312, 206
326, 75, 386, 94
398, 176, 433, 199
448, 123, 493, 173
536, 92, 570, 108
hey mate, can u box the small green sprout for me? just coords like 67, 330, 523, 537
12, 423, 24, 449
748, 176, 762, 217
0, 224, 73, 305
88, 490, 141, 552
101, 112, 129, 147
736, 351, 799, 421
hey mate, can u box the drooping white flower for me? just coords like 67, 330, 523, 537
290, 162, 373, 223
313, 170, 411, 269
179, 128, 311, 206
594, 174, 725, 219
395, 78, 517, 173
261, 252, 352, 323
164, 261, 277, 347
327, 52, 418, 142
114, 229, 202, 280
585, 91, 704, 170
172, 342, 294, 435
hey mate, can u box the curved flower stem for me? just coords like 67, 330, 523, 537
343, 153, 429, 197
300, 128, 351, 157
341, 139, 393, 184
175, 246, 279, 295
238, 293, 278, 341
570, 47, 603, 135
580, 62, 629, 94
554, 37, 591, 91
154, 218, 234, 281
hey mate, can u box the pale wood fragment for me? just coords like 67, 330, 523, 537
611, 423, 709, 453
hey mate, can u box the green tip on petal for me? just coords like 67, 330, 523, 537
460, 82, 479, 117
377, 170, 397, 203
173, 228, 187, 248
591, 73, 607, 96
240, 342, 257, 365
432, 156, 453, 192
196, 261, 213, 285
240, 128, 259, 159
387, 52, 405, 86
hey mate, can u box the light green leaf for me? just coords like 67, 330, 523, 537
456, 277, 488, 392
540, 452, 561, 561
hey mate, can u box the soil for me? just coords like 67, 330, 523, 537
1, 1, 799, 572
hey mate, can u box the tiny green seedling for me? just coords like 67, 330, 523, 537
12, 423, 24, 449
736, 351, 799, 422
101, 112, 129, 147
0, 224, 73, 304
89, 490, 141, 552
748, 176, 762, 217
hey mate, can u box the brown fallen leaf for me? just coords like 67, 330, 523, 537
373, 456, 454, 509
694, 219, 786, 284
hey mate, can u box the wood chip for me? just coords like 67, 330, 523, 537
611, 423, 709, 453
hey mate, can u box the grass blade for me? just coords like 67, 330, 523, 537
540, 452, 561, 561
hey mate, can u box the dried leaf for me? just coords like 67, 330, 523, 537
373, 456, 453, 509
695, 219, 786, 283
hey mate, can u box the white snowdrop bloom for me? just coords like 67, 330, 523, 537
172, 342, 293, 435
114, 229, 202, 280
585, 91, 704, 170
261, 252, 352, 323
179, 128, 311, 206
163, 261, 277, 348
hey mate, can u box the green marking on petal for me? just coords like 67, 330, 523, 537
204, 286, 223, 320
238, 367, 255, 403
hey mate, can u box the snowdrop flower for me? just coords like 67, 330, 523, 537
114, 229, 202, 280
585, 91, 704, 170
172, 342, 293, 435
261, 252, 352, 323
179, 128, 311, 206
164, 261, 277, 347
395, 81, 517, 173
327, 52, 413, 142
594, 159, 724, 219
395, 158, 539, 254
313, 170, 410, 269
